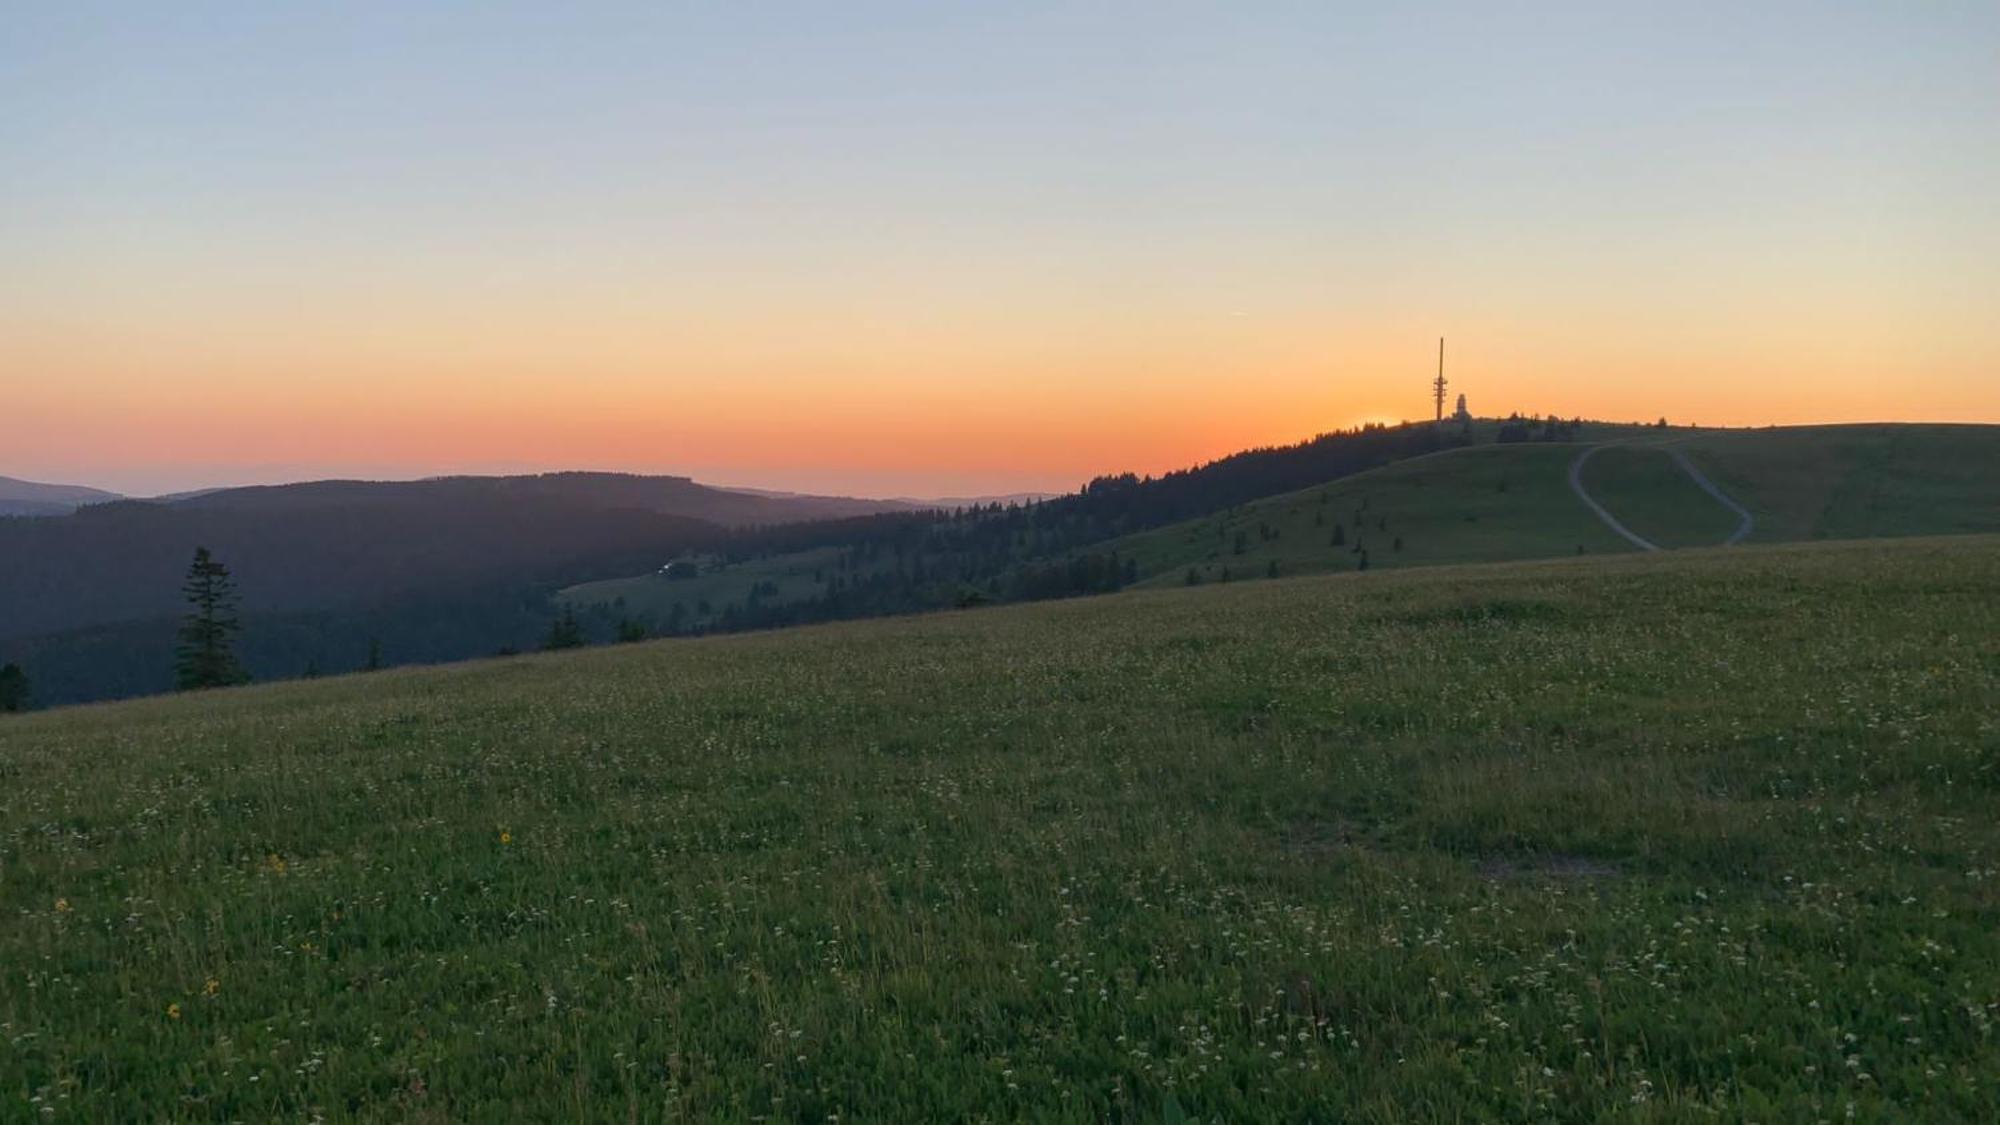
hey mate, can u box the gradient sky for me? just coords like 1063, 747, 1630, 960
4, 2, 1996, 497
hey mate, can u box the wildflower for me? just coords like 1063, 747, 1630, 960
499, 830, 513, 845
54, 898, 71, 914
204, 978, 221, 997
167, 1003, 182, 1020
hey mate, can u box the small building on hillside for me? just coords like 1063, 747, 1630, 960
1452, 393, 1471, 424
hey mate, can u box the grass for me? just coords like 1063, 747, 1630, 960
1675, 424, 2000, 543
1117, 443, 1636, 588
559, 546, 852, 627
1115, 424, 2000, 591
1575, 445, 1741, 548
4, 535, 1998, 1119
550, 424, 2000, 614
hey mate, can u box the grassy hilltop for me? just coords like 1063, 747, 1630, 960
5, 535, 1998, 1120
1111, 422, 2000, 588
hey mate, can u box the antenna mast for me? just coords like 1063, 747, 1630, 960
1432, 337, 1447, 423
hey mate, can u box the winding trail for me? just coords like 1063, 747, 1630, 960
1568, 445, 1660, 550
1567, 443, 1755, 551
1662, 446, 1755, 545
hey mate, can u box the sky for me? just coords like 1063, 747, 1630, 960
4, 2, 1996, 498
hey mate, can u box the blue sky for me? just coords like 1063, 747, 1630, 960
4, 3, 1995, 494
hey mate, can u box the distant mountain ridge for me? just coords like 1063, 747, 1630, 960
0, 472, 912, 648
162, 471, 911, 526
0, 475, 123, 517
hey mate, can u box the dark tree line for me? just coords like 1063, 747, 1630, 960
1496, 413, 1583, 443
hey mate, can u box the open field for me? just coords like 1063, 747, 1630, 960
559, 547, 854, 629
547, 425, 2000, 629
1675, 424, 2000, 543
4, 536, 1998, 1119
1119, 424, 2000, 589
1119, 444, 1638, 588
1574, 445, 1743, 549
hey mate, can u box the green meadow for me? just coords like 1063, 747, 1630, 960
1116, 424, 2000, 589
563, 546, 858, 630
5, 535, 1997, 1120
1573, 445, 1742, 549
1676, 424, 2000, 543
1118, 443, 1632, 588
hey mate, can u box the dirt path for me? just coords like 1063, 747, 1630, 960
1662, 446, 1755, 544
1567, 443, 1755, 550
1567, 445, 1660, 550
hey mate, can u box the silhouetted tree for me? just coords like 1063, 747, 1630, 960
0, 663, 29, 713
365, 638, 383, 672
175, 547, 245, 690
1184, 567, 1202, 586
1266, 560, 1280, 579
1393, 537, 1403, 552
1330, 524, 1346, 547
544, 607, 585, 650
616, 618, 647, 643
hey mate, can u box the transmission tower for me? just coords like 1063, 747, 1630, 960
1432, 337, 1447, 423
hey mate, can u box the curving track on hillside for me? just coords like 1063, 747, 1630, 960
1662, 446, 1755, 545
1567, 443, 1754, 550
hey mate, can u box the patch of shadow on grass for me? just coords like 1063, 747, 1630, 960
1475, 853, 1621, 882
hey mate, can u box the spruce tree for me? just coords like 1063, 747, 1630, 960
0, 662, 29, 713
544, 607, 586, 651
175, 547, 245, 690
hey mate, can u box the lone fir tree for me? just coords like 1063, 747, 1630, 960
0, 662, 29, 713
176, 547, 245, 690
543, 606, 586, 651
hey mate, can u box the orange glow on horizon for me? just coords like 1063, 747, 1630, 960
6, 236, 1996, 496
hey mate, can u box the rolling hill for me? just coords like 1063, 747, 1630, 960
163, 472, 915, 525
0, 475, 122, 517
13, 423, 1997, 706
0, 474, 918, 705
1108, 422, 2000, 588
0, 472, 915, 641
1112, 443, 1635, 588
4, 536, 1996, 1118
1673, 423, 2000, 542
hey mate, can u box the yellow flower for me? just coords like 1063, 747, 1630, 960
166, 1003, 182, 1020
204, 978, 220, 997
499, 830, 513, 845
54, 898, 71, 914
